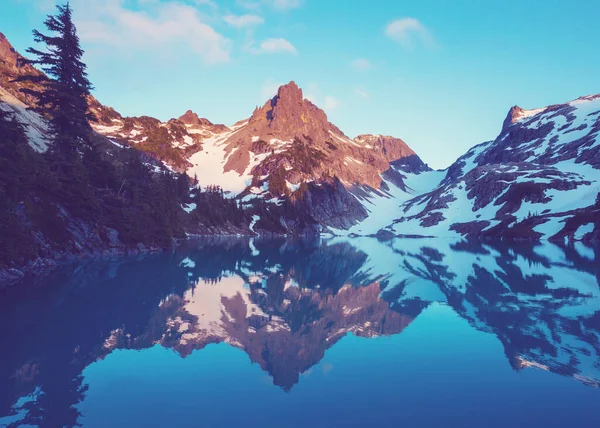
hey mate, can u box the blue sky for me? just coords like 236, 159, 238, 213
2, 0, 599, 168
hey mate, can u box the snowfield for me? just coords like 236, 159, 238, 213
330, 169, 446, 236
187, 129, 269, 197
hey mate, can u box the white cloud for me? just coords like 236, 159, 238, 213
268, 0, 302, 10
237, 0, 262, 10
355, 88, 369, 98
254, 38, 297, 55
224, 14, 264, 28
191, 0, 217, 6
324, 96, 340, 111
238, 0, 302, 11
385, 18, 435, 50
72, 0, 231, 64
351, 58, 372, 71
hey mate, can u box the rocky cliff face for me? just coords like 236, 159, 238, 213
0, 32, 44, 107
0, 32, 51, 152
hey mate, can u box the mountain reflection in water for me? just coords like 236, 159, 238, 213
0, 237, 599, 427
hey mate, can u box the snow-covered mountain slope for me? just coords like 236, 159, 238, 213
378, 95, 600, 241
90, 81, 431, 231
330, 168, 446, 236
88, 99, 235, 171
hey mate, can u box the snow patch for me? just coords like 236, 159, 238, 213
182, 203, 197, 213
574, 222, 594, 240
179, 257, 195, 268
249, 215, 260, 233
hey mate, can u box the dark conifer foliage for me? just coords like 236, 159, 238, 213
14, 2, 94, 153
0, 110, 40, 263
0, 3, 186, 267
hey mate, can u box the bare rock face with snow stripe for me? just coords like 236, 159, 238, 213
381, 95, 600, 241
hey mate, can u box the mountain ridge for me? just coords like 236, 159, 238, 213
376, 94, 600, 241
1, 28, 599, 261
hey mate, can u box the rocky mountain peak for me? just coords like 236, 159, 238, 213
354, 134, 416, 161
0, 32, 36, 76
275, 80, 303, 104
179, 109, 200, 124
246, 80, 343, 141
178, 110, 214, 127
502, 105, 525, 130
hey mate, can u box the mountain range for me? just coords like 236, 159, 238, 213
1, 30, 599, 257
90, 79, 600, 242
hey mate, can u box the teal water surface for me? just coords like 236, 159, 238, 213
1, 237, 599, 427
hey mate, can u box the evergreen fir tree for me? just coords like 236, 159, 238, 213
15, 2, 94, 153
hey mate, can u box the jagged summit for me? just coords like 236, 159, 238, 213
501, 94, 600, 132
246, 80, 347, 140
275, 80, 303, 103
502, 105, 525, 129
178, 110, 216, 127
178, 109, 201, 124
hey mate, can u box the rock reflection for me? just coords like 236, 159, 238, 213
0, 236, 598, 427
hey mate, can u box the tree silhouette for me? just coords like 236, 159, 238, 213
15, 2, 94, 153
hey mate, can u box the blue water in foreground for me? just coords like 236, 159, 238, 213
1, 237, 599, 427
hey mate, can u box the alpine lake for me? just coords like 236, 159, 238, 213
1, 237, 599, 428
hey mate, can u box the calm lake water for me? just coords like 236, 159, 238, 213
1, 237, 599, 428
